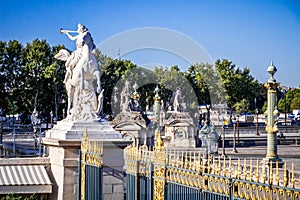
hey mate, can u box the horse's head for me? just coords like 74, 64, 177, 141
54, 49, 71, 61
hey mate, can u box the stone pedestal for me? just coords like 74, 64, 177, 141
43, 119, 131, 200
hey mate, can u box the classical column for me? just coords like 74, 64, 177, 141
263, 62, 283, 166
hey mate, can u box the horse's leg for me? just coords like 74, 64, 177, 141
66, 84, 74, 115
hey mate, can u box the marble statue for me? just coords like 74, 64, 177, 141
171, 87, 183, 112
55, 23, 101, 121
97, 89, 104, 115
120, 80, 132, 112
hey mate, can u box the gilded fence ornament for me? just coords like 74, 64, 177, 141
269, 161, 273, 185
249, 159, 253, 182
81, 128, 89, 151
79, 129, 103, 200
255, 159, 260, 182
212, 157, 215, 175
243, 159, 247, 180
291, 163, 295, 188
218, 156, 221, 176
124, 140, 300, 200
262, 162, 267, 184
197, 154, 201, 172
80, 128, 88, 200
275, 161, 280, 186
153, 131, 166, 200
213, 177, 218, 193
237, 158, 241, 179
284, 162, 288, 187
228, 157, 232, 178
222, 157, 226, 177
154, 131, 164, 152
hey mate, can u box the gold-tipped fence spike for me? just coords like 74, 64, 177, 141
256, 159, 260, 182
243, 158, 247, 180
223, 156, 226, 177
202, 154, 206, 174
170, 150, 173, 166
184, 151, 187, 169
218, 155, 221, 176
188, 151, 191, 170
175, 151, 178, 167
207, 156, 211, 174
237, 158, 241, 179
249, 159, 253, 182
181, 151, 184, 168
193, 152, 196, 171
197, 153, 201, 172
188, 151, 191, 169
190, 152, 193, 171
186, 151, 189, 170
262, 161, 266, 184
228, 157, 232, 178
298, 173, 300, 189
175, 150, 179, 167
81, 127, 89, 151
284, 162, 288, 187
269, 161, 273, 185
276, 161, 279, 186
291, 163, 295, 188
212, 155, 215, 175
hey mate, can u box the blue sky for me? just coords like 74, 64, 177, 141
1, 0, 300, 87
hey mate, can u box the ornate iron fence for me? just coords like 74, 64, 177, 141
79, 129, 103, 200
124, 132, 300, 200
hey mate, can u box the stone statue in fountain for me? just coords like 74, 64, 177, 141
55, 23, 101, 121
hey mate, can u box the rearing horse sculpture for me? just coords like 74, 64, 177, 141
55, 24, 101, 121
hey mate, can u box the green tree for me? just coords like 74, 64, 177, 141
95, 50, 137, 115
155, 65, 196, 110
278, 89, 300, 113
0, 40, 24, 116
215, 59, 261, 115
43, 45, 67, 120
291, 91, 300, 110
234, 99, 250, 114
21, 39, 55, 117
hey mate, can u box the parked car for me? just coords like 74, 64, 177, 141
288, 110, 300, 120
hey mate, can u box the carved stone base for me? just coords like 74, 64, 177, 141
43, 119, 130, 200
45, 119, 121, 140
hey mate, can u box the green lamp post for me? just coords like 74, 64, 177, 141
263, 62, 283, 166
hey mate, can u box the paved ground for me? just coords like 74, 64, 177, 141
223, 145, 300, 171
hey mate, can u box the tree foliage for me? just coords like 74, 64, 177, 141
155, 65, 197, 111
234, 99, 250, 114
215, 59, 261, 113
94, 50, 137, 115
1, 193, 37, 200
0, 40, 24, 115
0, 39, 67, 122
0, 39, 275, 123
186, 63, 225, 107
278, 88, 300, 113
